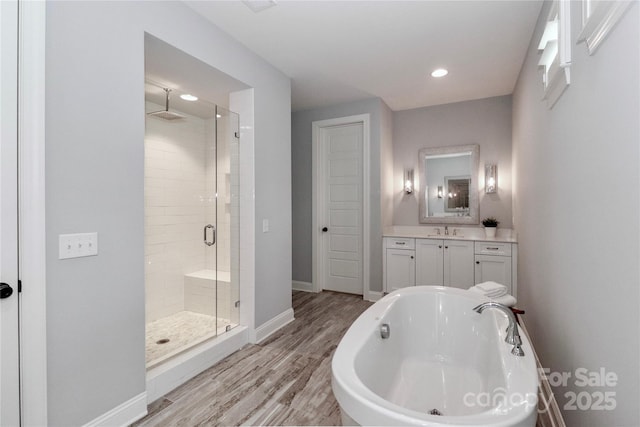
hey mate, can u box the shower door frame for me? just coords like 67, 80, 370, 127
143, 88, 241, 366
213, 104, 241, 335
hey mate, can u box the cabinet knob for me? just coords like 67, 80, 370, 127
410, 256, 414, 259
445, 246, 448, 249
438, 245, 442, 249
476, 261, 480, 264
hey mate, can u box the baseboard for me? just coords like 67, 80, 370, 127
82, 392, 147, 427
252, 308, 295, 344
292, 280, 314, 292
365, 291, 384, 302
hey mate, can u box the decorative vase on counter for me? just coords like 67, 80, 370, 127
481, 217, 499, 238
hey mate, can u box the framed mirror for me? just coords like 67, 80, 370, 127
418, 144, 479, 224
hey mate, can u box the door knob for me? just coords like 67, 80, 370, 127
0, 283, 13, 299
322, 227, 328, 232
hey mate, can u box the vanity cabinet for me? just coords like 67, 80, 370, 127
383, 236, 517, 296
474, 242, 514, 291
415, 239, 442, 286
443, 240, 475, 289
383, 238, 415, 292
415, 239, 474, 288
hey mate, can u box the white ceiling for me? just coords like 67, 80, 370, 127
186, 0, 543, 112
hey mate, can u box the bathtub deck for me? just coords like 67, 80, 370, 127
134, 291, 372, 426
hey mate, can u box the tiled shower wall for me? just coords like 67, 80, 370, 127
145, 102, 222, 322
205, 117, 231, 273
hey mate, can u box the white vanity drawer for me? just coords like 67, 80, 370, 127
475, 242, 511, 256
385, 237, 415, 250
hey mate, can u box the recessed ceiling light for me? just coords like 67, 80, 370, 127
216, 114, 222, 118
180, 94, 198, 101
431, 68, 449, 78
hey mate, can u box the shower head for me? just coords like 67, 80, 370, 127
147, 110, 185, 120
147, 88, 185, 121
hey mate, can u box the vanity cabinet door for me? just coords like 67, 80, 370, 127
415, 239, 444, 286
443, 240, 474, 289
475, 255, 512, 291
385, 249, 415, 292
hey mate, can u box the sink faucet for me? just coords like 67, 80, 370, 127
473, 302, 525, 356
444, 226, 449, 236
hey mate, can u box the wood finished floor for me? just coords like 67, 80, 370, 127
133, 291, 372, 426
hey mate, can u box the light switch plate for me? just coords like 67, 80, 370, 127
59, 232, 98, 259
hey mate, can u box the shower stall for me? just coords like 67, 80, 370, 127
144, 81, 240, 369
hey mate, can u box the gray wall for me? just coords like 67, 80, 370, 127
45, 1, 290, 425
392, 96, 513, 228
380, 101, 394, 227
512, 2, 639, 426
291, 98, 390, 292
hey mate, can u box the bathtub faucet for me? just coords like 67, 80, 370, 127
473, 302, 525, 357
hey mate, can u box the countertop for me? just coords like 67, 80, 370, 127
383, 226, 518, 243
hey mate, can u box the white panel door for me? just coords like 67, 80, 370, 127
322, 123, 363, 294
415, 239, 444, 286
0, 0, 22, 424
443, 240, 474, 289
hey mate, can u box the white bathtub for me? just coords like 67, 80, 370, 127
332, 286, 538, 426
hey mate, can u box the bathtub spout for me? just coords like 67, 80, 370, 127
380, 323, 390, 339
473, 302, 524, 357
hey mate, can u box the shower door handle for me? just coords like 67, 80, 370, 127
204, 224, 216, 246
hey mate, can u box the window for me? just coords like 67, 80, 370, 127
538, 0, 571, 108
578, 0, 634, 55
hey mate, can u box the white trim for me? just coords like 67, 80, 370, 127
146, 326, 248, 403
578, 0, 633, 55
366, 291, 384, 302
311, 114, 371, 299
251, 308, 294, 344
82, 392, 147, 427
17, 1, 48, 425
292, 280, 314, 292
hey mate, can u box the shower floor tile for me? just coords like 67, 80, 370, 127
146, 311, 234, 367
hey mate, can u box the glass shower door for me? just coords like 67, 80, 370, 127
144, 80, 240, 368
214, 106, 240, 333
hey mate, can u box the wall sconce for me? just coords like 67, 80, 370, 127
404, 169, 414, 194
485, 164, 498, 194
437, 186, 443, 198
